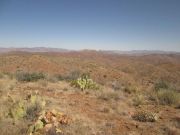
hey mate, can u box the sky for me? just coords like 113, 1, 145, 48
0, 0, 180, 51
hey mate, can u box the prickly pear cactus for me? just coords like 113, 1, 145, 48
28, 120, 44, 134
71, 75, 99, 90
29, 95, 46, 107
9, 101, 26, 120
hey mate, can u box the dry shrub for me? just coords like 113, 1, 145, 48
0, 73, 4, 79
132, 111, 158, 122
110, 81, 122, 91
132, 94, 144, 106
57, 70, 81, 81
25, 95, 45, 121
26, 101, 43, 121
38, 79, 48, 87
46, 75, 58, 83
123, 86, 138, 94
148, 91, 159, 103
98, 90, 120, 101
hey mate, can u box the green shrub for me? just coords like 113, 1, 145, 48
71, 74, 99, 90
157, 90, 180, 105
154, 80, 169, 91
132, 111, 158, 122
28, 119, 44, 134
16, 71, 45, 82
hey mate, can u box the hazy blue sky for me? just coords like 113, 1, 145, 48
0, 0, 180, 51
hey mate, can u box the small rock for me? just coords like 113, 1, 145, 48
45, 124, 53, 132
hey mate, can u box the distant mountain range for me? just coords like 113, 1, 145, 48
0, 47, 179, 55
101, 50, 180, 55
0, 47, 70, 53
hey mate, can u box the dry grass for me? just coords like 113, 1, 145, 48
38, 79, 48, 87
132, 94, 144, 106
98, 90, 120, 101
157, 89, 180, 106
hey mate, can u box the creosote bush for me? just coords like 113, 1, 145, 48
154, 80, 169, 91
16, 71, 45, 82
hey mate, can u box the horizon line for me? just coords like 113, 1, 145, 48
0, 47, 180, 53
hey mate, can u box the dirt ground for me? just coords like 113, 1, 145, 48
0, 78, 179, 135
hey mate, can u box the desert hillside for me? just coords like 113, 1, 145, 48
0, 51, 180, 89
0, 51, 179, 135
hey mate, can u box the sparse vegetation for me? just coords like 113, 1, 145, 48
123, 86, 137, 94
132, 111, 158, 122
111, 81, 122, 91
46, 74, 59, 83
38, 79, 48, 87
132, 94, 144, 106
98, 91, 120, 101
57, 70, 81, 81
26, 95, 45, 120
157, 89, 180, 106
154, 80, 169, 91
0, 52, 180, 134
16, 71, 45, 82
9, 94, 45, 120
0, 73, 4, 79
9, 100, 27, 120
